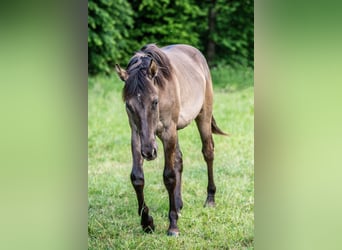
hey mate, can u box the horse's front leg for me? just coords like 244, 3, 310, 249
130, 130, 154, 233
159, 125, 179, 236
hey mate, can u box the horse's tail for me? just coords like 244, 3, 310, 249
211, 116, 228, 136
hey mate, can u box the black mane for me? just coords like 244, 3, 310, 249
122, 44, 172, 101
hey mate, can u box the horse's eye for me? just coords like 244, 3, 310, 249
152, 99, 158, 109
126, 103, 134, 113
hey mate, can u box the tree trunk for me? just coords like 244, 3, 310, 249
206, 0, 216, 66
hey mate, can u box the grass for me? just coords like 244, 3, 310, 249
88, 66, 254, 249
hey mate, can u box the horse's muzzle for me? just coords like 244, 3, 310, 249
141, 147, 157, 161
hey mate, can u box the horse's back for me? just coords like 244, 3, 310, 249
162, 45, 212, 129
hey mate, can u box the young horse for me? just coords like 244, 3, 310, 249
115, 44, 226, 236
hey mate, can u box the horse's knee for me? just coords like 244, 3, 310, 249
130, 171, 144, 189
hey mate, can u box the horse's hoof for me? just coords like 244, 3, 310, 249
204, 200, 216, 207
143, 225, 155, 233
167, 229, 180, 237
142, 215, 155, 233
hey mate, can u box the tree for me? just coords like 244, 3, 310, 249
204, 0, 254, 67
128, 0, 206, 51
206, 0, 218, 65
88, 0, 254, 75
88, 0, 134, 75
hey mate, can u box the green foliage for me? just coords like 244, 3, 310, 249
214, 0, 254, 67
128, 0, 206, 50
197, 0, 254, 67
88, 0, 254, 75
88, 0, 134, 75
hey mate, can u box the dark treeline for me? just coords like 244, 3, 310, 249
88, 0, 253, 75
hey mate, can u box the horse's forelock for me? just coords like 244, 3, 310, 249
122, 44, 172, 101
123, 57, 150, 101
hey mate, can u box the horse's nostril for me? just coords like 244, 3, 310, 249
141, 151, 149, 158
152, 148, 157, 157
141, 148, 157, 160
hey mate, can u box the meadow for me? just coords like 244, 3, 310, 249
88, 66, 254, 249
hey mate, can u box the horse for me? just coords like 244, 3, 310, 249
115, 44, 227, 236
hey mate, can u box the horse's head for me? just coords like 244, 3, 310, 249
115, 57, 159, 161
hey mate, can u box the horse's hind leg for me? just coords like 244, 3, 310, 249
195, 113, 216, 207
174, 140, 183, 214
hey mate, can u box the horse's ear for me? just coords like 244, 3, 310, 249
148, 59, 158, 78
115, 64, 128, 81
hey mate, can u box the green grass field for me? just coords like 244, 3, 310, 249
88, 66, 254, 249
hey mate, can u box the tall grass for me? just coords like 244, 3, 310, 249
88, 66, 254, 249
